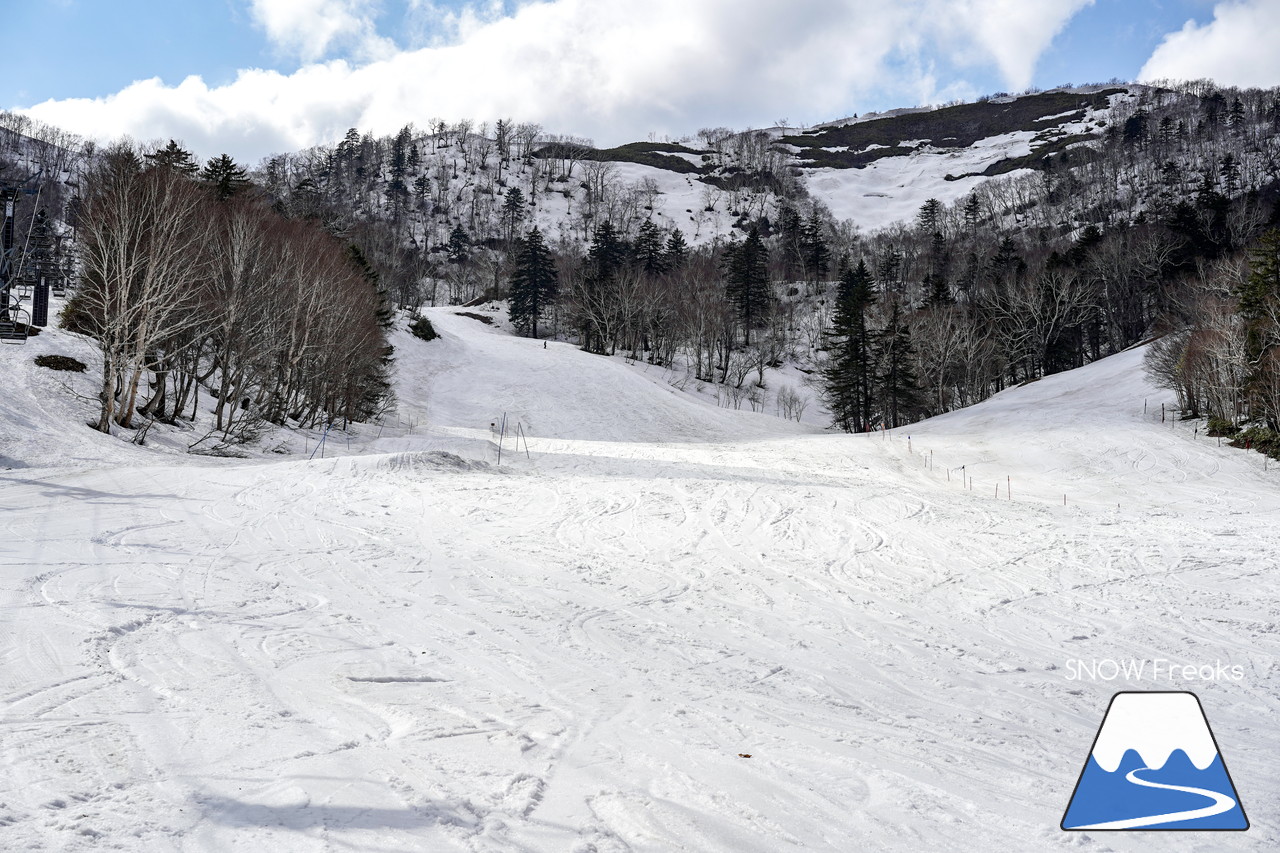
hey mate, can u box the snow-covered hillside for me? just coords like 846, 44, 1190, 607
253, 85, 1148, 265
2, 312, 1277, 851
793, 87, 1131, 232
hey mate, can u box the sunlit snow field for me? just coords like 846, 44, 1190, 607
2, 310, 1277, 851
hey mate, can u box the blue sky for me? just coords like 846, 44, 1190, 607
9, 1, 499, 105
10, 0, 1279, 162
9, 2, 269, 105
1036, 0, 1217, 87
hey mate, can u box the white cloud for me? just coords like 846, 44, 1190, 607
249, 0, 396, 62
1140, 0, 1280, 87
941, 0, 1095, 91
21, 0, 1093, 163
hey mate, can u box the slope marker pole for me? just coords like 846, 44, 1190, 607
517, 422, 530, 459
309, 423, 331, 461
497, 412, 508, 465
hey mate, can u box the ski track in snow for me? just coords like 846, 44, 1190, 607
2, 310, 1278, 851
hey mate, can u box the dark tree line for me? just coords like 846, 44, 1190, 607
1147, 226, 1280, 442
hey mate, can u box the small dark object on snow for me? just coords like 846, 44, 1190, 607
409, 315, 438, 342
738, 753, 752, 758
455, 311, 494, 325
34, 354, 86, 372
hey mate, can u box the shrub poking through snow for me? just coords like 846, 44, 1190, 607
34, 354, 87, 372
1231, 426, 1280, 459
1206, 416, 1239, 437
409, 315, 439, 342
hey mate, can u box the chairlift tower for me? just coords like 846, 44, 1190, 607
0, 186, 25, 341
0, 176, 63, 343
0, 187, 16, 300
19, 209, 63, 327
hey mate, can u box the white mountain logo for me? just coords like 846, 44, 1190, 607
1062, 691, 1248, 830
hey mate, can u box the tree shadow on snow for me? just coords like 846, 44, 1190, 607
0, 474, 180, 505
195, 791, 479, 841
531, 448, 859, 490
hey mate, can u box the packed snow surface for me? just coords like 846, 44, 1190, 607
2, 310, 1278, 851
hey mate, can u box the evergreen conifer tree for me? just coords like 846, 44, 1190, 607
777, 204, 803, 280
922, 273, 954, 309
508, 227, 559, 338
1229, 97, 1246, 128
1238, 229, 1280, 361
874, 301, 923, 428
962, 195, 981, 231
634, 220, 667, 276
664, 228, 689, 271
145, 140, 199, 175
876, 246, 903, 290
821, 258, 876, 431
989, 236, 1023, 287
1220, 153, 1241, 196
348, 245, 396, 331
388, 126, 413, 218
586, 221, 627, 281
917, 198, 942, 233
413, 175, 431, 211
500, 187, 526, 244
391, 126, 412, 177
199, 154, 251, 201
724, 225, 771, 344
800, 211, 830, 284
447, 225, 471, 264
578, 223, 628, 354
926, 230, 950, 302
291, 177, 323, 219
337, 128, 361, 162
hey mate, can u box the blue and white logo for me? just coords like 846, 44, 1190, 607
1062, 691, 1248, 831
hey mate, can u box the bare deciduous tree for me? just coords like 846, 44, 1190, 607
77, 144, 213, 432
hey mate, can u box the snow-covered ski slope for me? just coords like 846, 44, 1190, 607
3, 311, 1279, 851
